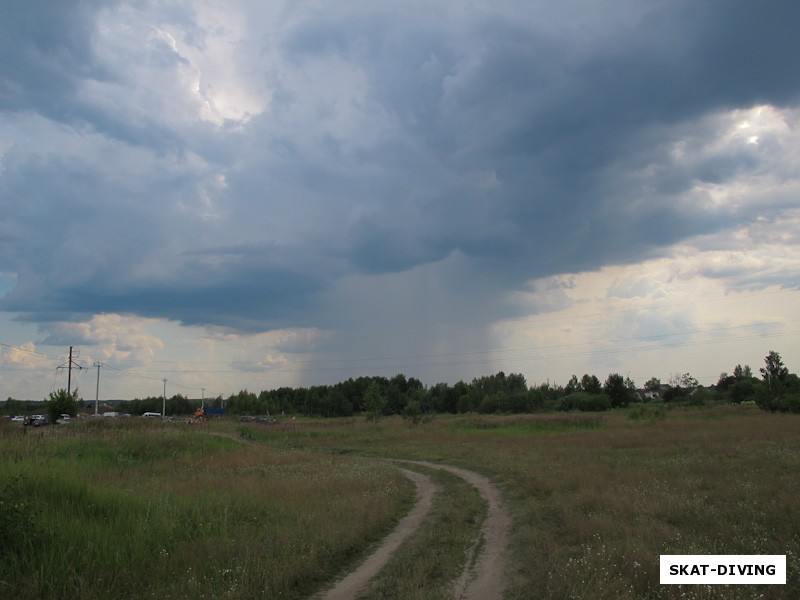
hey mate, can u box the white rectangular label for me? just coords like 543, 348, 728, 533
660, 555, 786, 584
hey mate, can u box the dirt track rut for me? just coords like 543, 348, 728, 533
316, 460, 510, 600
317, 469, 438, 600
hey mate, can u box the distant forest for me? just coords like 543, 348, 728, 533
103, 350, 800, 417
5, 351, 799, 418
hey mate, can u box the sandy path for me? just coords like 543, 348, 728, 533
207, 431, 509, 597
317, 460, 510, 600
317, 468, 439, 600
411, 461, 511, 600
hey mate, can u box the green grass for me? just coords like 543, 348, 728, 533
358, 465, 485, 599
445, 414, 604, 434
0, 419, 413, 599
247, 406, 800, 599
2, 404, 799, 599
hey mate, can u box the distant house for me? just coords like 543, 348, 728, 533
637, 384, 672, 401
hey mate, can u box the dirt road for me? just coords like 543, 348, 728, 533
317, 468, 438, 600
316, 461, 510, 600
414, 461, 510, 600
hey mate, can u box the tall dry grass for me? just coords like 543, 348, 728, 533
0, 418, 412, 599
3, 404, 797, 599
253, 405, 800, 599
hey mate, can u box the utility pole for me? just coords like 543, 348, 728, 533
162, 379, 167, 418
58, 346, 84, 396
68, 346, 73, 395
94, 362, 103, 415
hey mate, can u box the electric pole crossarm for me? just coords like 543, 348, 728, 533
57, 346, 85, 397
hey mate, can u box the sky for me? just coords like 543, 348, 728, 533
1, 0, 799, 401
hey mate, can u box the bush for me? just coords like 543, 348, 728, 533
45, 389, 79, 424
557, 392, 611, 412
776, 393, 800, 414
729, 379, 760, 403
628, 403, 666, 421
402, 399, 423, 425
477, 393, 504, 414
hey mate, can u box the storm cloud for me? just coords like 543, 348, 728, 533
1, 1, 799, 395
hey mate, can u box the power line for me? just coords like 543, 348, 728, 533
0, 341, 61, 360
102, 363, 164, 382
101, 363, 202, 394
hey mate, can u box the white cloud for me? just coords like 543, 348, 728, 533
1, 341, 51, 370
41, 314, 165, 363
90, 2, 269, 130
493, 249, 800, 387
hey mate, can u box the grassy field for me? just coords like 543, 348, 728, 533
0, 418, 413, 599
2, 403, 798, 599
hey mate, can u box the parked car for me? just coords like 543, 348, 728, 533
10, 415, 25, 423
24, 415, 49, 427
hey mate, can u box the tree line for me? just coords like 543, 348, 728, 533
5, 350, 798, 420
119, 350, 800, 418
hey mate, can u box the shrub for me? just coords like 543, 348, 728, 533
776, 393, 800, 413
402, 399, 423, 425
628, 403, 666, 421
557, 392, 611, 412
477, 392, 504, 414
45, 389, 79, 424
729, 378, 760, 403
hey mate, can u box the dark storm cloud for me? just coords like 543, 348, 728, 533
0, 0, 190, 152
1, 0, 799, 334
276, 0, 800, 285
0, 0, 103, 114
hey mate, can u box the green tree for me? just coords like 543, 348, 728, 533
760, 350, 788, 389
604, 373, 635, 408
669, 372, 698, 389
45, 388, 79, 423
402, 398, 423, 425
167, 394, 193, 416
566, 375, 581, 393
323, 389, 353, 417
581, 374, 602, 395
664, 372, 698, 402
385, 383, 406, 415
718, 363, 759, 401
3, 397, 31, 416
729, 378, 760, 403
363, 381, 386, 421
756, 351, 798, 412
644, 377, 661, 392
